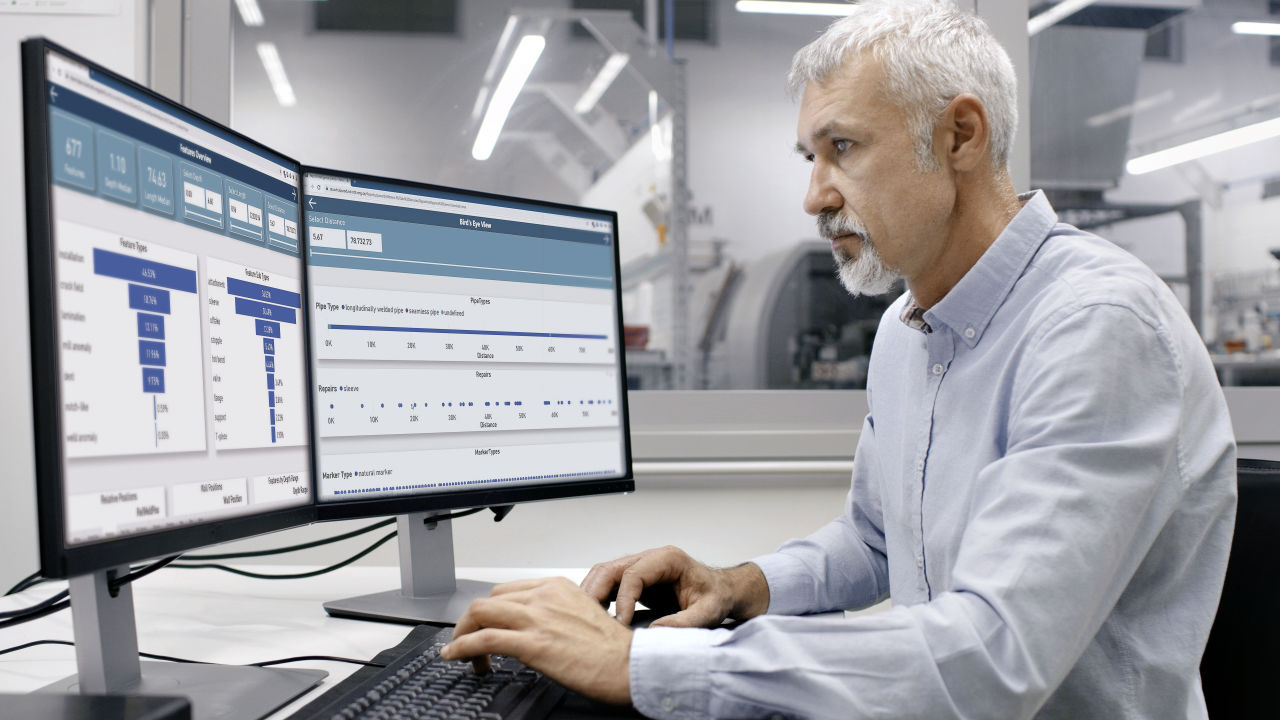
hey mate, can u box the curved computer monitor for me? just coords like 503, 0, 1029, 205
301, 168, 633, 623
22, 39, 322, 714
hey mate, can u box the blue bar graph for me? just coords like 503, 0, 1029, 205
141, 367, 165, 393
328, 323, 606, 340
268, 391, 275, 408
127, 283, 171, 314
94, 248, 197, 293
227, 277, 301, 308
255, 320, 280, 338
265, 356, 276, 372
266, 373, 274, 389
263, 338, 275, 354
234, 297, 296, 324
138, 340, 166, 367
137, 312, 165, 339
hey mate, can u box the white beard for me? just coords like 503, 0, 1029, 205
833, 238, 899, 297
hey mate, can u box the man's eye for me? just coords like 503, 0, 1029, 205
803, 153, 815, 163
833, 139, 851, 153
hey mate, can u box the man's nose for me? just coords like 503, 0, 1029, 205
803, 163, 842, 217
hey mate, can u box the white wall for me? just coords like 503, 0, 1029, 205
0, 2, 147, 593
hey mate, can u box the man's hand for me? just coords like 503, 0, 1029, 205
580, 545, 770, 628
440, 577, 633, 705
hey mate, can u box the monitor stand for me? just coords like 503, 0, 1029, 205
323, 511, 495, 625
38, 567, 325, 720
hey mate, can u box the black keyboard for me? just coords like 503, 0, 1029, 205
286, 625, 565, 720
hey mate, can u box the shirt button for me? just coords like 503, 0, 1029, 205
932, 363, 944, 375
964, 327, 976, 339
916, 555, 924, 568
662, 697, 675, 712
915, 460, 924, 471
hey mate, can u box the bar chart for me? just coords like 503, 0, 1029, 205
311, 285, 617, 365
206, 257, 306, 450
56, 220, 206, 457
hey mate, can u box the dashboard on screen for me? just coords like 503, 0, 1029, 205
302, 172, 629, 504
36, 47, 312, 548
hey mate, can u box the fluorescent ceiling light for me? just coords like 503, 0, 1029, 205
735, 1, 856, 16
235, 0, 264, 27
574, 53, 629, 114
1028, 0, 1098, 36
472, 34, 546, 161
1232, 21, 1280, 36
256, 42, 296, 107
1126, 116, 1280, 175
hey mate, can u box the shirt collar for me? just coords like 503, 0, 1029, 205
904, 190, 1058, 347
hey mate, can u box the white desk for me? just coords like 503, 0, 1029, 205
0, 565, 585, 718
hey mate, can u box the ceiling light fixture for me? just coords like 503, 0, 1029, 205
1126, 116, 1280, 175
574, 52, 630, 115
1232, 21, 1280, 36
256, 42, 296, 107
472, 34, 546, 161
1028, 0, 1099, 36
734, 1, 856, 17
234, 0, 264, 27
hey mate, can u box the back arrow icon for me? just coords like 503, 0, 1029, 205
50, 87, 58, 101
308, 198, 316, 209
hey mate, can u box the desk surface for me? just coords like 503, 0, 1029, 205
0, 565, 594, 718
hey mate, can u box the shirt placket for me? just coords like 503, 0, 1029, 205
913, 327, 954, 599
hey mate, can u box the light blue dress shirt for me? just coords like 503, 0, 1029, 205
628, 191, 1237, 719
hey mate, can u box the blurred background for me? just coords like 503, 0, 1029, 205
224, 0, 1280, 391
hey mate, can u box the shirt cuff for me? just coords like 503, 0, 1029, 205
749, 552, 818, 616
630, 627, 716, 719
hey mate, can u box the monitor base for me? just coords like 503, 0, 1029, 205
323, 579, 496, 625
38, 661, 325, 720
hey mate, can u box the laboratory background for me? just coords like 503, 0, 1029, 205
2, 0, 1279, 592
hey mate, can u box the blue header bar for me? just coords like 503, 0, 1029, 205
307, 196, 611, 248
87, 67, 293, 185
304, 211, 615, 290
50, 82, 296, 202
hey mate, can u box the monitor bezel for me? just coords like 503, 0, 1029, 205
300, 166, 635, 523
22, 38, 319, 579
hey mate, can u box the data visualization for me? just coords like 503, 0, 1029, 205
305, 174, 627, 502
206, 258, 306, 449
41, 49, 310, 545
56, 222, 205, 457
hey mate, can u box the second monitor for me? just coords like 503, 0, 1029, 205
302, 169, 633, 624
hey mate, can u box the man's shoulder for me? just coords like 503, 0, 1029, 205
1015, 223, 1178, 329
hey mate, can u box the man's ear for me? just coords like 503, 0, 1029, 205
940, 94, 989, 173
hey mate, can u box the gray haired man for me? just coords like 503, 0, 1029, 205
443, 1, 1237, 717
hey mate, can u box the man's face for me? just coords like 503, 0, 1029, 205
796, 53, 954, 297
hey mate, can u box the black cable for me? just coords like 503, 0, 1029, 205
182, 518, 396, 561
5, 570, 42, 597
0, 639, 383, 668
4, 508, 489, 602
169, 529, 398, 580
108, 555, 181, 595
0, 599, 71, 629
0, 589, 69, 620
251, 655, 386, 669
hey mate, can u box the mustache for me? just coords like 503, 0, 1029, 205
817, 212, 868, 243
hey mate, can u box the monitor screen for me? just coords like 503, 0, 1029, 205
25, 43, 314, 574
302, 171, 631, 513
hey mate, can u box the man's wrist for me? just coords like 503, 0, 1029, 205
723, 562, 770, 620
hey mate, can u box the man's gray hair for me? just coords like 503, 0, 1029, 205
788, 0, 1017, 172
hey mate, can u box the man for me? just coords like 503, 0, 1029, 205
441, 1, 1237, 717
